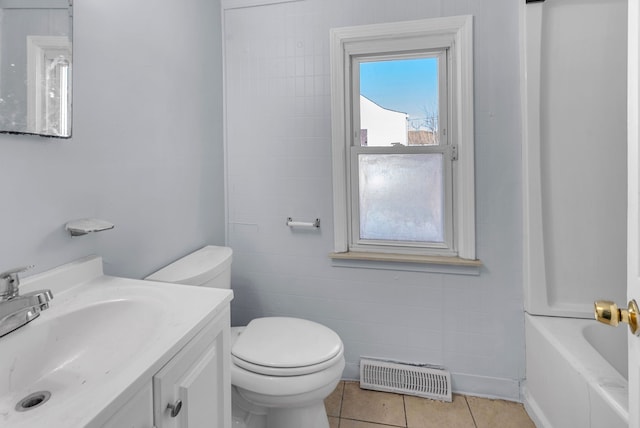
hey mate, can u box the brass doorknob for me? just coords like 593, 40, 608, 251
594, 299, 640, 335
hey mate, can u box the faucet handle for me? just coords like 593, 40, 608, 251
0, 265, 33, 299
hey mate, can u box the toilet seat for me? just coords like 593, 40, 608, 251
231, 317, 343, 376
233, 345, 344, 376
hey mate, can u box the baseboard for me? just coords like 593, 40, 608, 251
450, 373, 521, 401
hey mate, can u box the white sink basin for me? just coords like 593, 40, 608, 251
0, 297, 163, 397
0, 256, 232, 427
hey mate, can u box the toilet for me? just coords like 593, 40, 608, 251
145, 246, 345, 428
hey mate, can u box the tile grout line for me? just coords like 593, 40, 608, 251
337, 381, 345, 428
464, 395, 479, 428
337, 381, 406, 428
402, 394, 408, 428
339, 416, 406, 427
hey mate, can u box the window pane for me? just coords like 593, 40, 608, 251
359, 57, 439, 147
358, 153, 444, 243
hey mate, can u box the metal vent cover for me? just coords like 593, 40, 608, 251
359, 358, 452, 402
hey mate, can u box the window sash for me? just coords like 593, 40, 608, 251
351, 50, 449, 148
348, 145, 455, 255
347, 49, 454, 255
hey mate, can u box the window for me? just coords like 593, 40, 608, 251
330, 16, 476, 262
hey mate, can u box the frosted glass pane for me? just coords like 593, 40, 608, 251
359, 153, 444, 243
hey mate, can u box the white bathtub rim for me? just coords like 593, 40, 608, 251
525, 314, 628, 423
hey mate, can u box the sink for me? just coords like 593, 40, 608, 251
0, 256, 233, 427
0, 298, 164, 398
0, 290, 167, 422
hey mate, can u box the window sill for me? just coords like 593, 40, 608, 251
329, 251, 482, 275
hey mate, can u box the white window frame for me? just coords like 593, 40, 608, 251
330, 16, 476, 261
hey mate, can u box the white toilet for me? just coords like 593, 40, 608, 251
145, 246, 345, 428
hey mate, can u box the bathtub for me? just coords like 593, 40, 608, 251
523, 314, 628, 428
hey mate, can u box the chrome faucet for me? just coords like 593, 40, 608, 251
0, 266, 53, 337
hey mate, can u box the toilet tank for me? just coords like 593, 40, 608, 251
145, 246, 232, 289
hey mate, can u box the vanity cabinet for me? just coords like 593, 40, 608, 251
101, 383, 154, 428
100, 307, 231, 428
154, 308, 231, 428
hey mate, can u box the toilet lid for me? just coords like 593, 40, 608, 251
231, 317, 343, 376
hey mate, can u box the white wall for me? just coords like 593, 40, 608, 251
223, 0, 523, 399
0, 0, 225, 278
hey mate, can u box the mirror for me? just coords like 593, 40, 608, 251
0, 0, 72, 138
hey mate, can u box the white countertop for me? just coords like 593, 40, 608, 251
0, 255, 233, 427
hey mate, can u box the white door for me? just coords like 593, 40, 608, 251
629, 1, 640, 427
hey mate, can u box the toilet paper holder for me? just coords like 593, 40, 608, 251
286, 217, 320, 228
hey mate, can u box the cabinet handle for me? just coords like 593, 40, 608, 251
167, 399, 182, 417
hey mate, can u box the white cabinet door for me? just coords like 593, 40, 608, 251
179, 344, 219, 427
154, 309, 230, 428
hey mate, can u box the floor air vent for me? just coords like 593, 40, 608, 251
359, 358, 452, 402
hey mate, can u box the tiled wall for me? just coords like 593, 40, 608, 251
223, 0, 523, 399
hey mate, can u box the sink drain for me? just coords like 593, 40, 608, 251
15, 391, 51, 412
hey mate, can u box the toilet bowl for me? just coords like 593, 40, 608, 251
146, 246, 345, 428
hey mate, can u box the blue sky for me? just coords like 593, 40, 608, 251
359, 57, 439, 122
